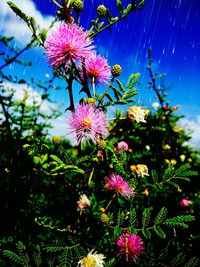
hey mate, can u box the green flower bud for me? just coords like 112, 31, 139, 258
52, 135, 62, 144
97, 5, 107, 18
72, 0, 84, 12
111, 64, 122, 77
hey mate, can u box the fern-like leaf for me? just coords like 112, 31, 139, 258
142, 207, 153, 227
7, 2, 29, 23
170, 252, 186, 267
153, 225, 166, 238
129, 208, 138, 227
184, 257, 199, 267
165, 215, 195, 229
117, 210, 126, 226
3, 250, 22, 265
105, 258, 117, 267
154, 207, 168, 225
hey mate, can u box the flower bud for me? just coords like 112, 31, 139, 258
111, 64, 122, 77
72, 0, 84, 12
101, 213, 109, 223
98, 140, 107, 149
97, 5, 107, 17
52, 135, 61, 144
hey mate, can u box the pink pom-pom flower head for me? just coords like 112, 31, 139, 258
116, 231, 144, 262
45, 22, 94, 68
67, 104, 108, 145
105, 173, 134, 198
117, 141, 129, 151
83, 53, 111, 85
180, 199, 191, 207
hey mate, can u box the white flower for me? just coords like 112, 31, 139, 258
127, 106, 149, 123
152, 102, 160, 109
78, 250, 106, 267
77, 194, 91, 214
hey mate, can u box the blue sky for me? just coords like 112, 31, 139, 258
0, 0, 200, 146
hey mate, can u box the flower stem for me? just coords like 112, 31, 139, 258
105, 193, 116, 212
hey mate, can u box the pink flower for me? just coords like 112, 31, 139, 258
117, 141, 129, 151
116, 231, 144, 262
180, 199, 191, 207
105, 173, 134, 198
67, 104, 108, 145
83, 53, 111, 85
45, 22, 94, 68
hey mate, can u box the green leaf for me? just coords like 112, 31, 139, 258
153, 225, 166, 238
123, 4, 132, 16
117, 210, 125, 226
126, 73, 140, 90
3, 250, 22, 265
184, 257, 199, 267
114, 226, 122, 236
34, 156, 41, 165
142, 227, 151, 239
129, 208, 138, 227
116, 0, 123, 15
29, 16, 39, 33
115, 79, 125, 92
142, 207, 153, 227
7, 2, 29, 22
50, 154, 64, 165
136, 0, 145, 9
105, 93, 113, 102
91, 20, 99, 30
154, 207, 168, 225
165, 215, 195, 229
39, 28, 47, 43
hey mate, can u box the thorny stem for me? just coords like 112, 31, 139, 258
92, 77, 96, 102
0, 39, 35, 71
67, 72, 75, 111
61, 0, 73, 23
147, 48, 165, 109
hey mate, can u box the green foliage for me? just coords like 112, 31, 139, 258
1, 1, 200, 266
165, 215, 195, 229
3, 241, 30, 267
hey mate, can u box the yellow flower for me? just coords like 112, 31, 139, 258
78, 250, 106, 267
171, 159, 177, 165
163, 144, 171, 150
127, 106, 149, 123
180, 155, 186, 162
142, 188, 149, 196
130, 164, 149, 177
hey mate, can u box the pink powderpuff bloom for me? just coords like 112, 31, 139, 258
83, 53, 111, 85
105, 173, 134, 198
117, 141, 129, 151
116, 231, 144, 262
180, 199, 191, 207
67, 104, 108, 145
45, 22, 94, 68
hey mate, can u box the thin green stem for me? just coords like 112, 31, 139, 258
97, 77, 114, 107
105, 193, 116, 212
52, 0, 62, 8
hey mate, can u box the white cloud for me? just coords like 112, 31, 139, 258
0, 0, 54, 44
1, 81, 69, 137
180, 115, 200, 149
